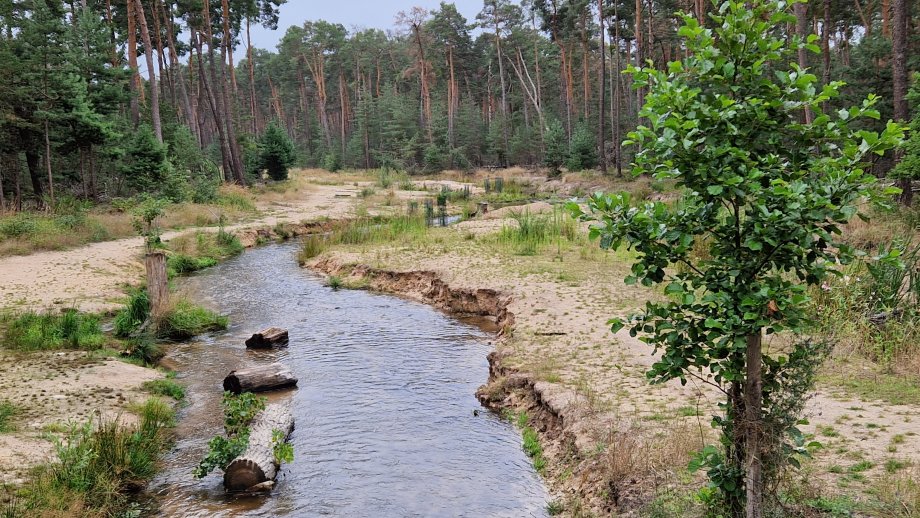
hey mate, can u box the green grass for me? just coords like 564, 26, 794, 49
8, 398, 174, 516
298, 234, 327, 263
167, 254, 218, 275
1, 309, 105, 351
142, 379, 186, 401
155, 299, 228, 340
165, 229, 244, 277
299, 215, 429, 263
885, 459, 910, 473
493, 207, 580, 256
113, 289, 151, 338
821, 369, 920, 406
0, 401, 17, 433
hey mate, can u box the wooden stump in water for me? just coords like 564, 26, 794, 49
223, 363, 298, 394
245, 327, 289, 349
223, 403, 294, 491
145, 251, 169, 318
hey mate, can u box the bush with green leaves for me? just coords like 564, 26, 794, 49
257, 121, 296, 181
892, 73, 920, 195
570, 0, 903, 514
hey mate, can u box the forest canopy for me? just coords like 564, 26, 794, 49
0, 0, 916, 208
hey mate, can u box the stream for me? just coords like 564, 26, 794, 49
148, 241, 549, 517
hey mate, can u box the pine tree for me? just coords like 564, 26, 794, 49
258, 121, 296, 181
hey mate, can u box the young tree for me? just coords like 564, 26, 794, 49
543, 118, 567, 176
569, 1, 903, 516
257, 120, 295, 181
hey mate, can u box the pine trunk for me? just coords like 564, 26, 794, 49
134, 0, 163, 143
892, 0, 910, 205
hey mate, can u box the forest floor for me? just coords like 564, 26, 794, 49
0, 168, 917, 516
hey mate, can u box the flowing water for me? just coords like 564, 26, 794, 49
149, 241, 549, 517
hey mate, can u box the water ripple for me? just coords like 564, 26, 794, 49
149, 242, 548, 517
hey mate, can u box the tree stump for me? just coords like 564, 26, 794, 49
477, 202, 489, 215
145, 251, 169, 318
223, 403, 294, 491
245, 327, 289, 349
223, 363, 298, 394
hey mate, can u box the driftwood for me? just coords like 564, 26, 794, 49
223, 403, 294, 491
223, 363, 298, 394
245, 327, 289, 349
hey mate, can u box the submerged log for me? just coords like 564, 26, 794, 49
223, 363, 298, 394
245, 327, 289, 349
223, 403, 294, 491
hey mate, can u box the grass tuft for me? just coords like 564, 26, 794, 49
0, 401, 17, 433
1, 309, 104, 351
142, 379, 186, 401
155, 298, 228, 340
8, 398, 174, 516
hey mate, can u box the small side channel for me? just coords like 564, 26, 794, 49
148, 241, 549, 517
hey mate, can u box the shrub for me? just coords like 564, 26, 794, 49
1, 310, 104, 351
322, 152, 342, 172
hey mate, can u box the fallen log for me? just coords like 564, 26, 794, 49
223, 403, 294, 491
223, 363, 298, 394
245, 327, 289, 349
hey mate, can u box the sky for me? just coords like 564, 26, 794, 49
245, 0, 487, 55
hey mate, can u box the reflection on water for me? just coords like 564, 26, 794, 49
149, 241, 548, 517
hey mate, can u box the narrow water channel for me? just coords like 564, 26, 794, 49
149, 241, 549, 517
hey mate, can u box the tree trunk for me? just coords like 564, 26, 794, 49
134, 0, 163, 143
223, 403, 294, 491
494, 25, 509, 165
794, 1, 813, 124
634, 0, 645, 114
744, 332, 764, 518
223, 363, 299, 394
597, 0, 607, 174
25, 149, 43, 200
892, 0, 911, 205
127, 0, 141, 127
145, 251, 169, 319
247, 16, 260, 135
192, 28, 233, 179
44, 119, 54, 207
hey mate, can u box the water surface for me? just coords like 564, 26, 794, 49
149, 241, 549, 517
